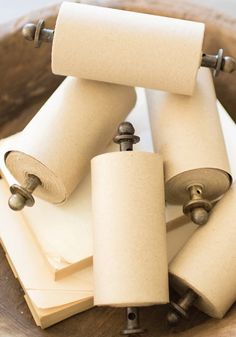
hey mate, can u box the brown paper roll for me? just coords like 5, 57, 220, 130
5, 77, 136, 204
169, 183, 236, 318
146, 68, 232, 204
52, 2, 205, 96
91, 151, 169, 306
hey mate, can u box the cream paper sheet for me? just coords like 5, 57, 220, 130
0, 179, 94, 328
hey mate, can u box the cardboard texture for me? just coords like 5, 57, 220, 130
5, 77, 136, 204
146, 68, 232, 204
0, 179, 94, 328
169, 183, 236, 319
92, 151, 169, 306
52, 2, 205, 95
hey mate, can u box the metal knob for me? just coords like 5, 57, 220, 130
167, 289, 198, 326
8, 174, 41, 211
22, 20, 54, 48
113, 122, 140, 151
201, 49, 236, 76
121, 307, 146, 335
183, 185, 212, 225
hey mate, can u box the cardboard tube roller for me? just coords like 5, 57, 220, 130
5, 77, 136, 204
169, 183, 236, 318
51, 2, 205, 96
146, 68, 231, 215
91, 151, 169, 306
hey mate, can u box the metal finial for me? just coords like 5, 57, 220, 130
22, 20, 54, 47
8, 174, 41, 211
113, 121, 140, 151
167, 289, 198, 326
201, 49, 236, 76
121, 307, 146, 335
183, 185, 212, 225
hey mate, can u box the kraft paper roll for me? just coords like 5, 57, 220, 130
146, 68, 232, 204
52, 2, 205, 95
92, 151, 169, 306
169, 183, 236, 318
5, 77, 136, 204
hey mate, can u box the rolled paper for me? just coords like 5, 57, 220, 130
52, 2, 205, 95
146, 68, 232, 205
5, 77, 136, 204
169, 183, 236, 318
92, 151, 169, 306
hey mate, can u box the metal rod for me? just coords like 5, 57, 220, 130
201, 49, 236, 76
121, 307, 146, 335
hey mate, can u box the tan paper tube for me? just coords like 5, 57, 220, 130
91, 151, 169, 306
5, 77, 136, 204
146, 68, 232, 205
169, 183, 236, 318
52, 2, 205, 95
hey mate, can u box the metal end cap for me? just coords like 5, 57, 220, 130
222, 56, 236, 73
8, 193, 26, 211
167, 310, 180, 326
9, 184, 35, 210
113, 122, 140, 144
190, 207, 209, 225
183, 199, 212, 225
118, 122, 135, 135
22, 23, 36, 41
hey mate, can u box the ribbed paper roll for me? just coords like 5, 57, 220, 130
169, 183, 236, 318
52, 2, 205, 95
146, 68, 231, 204
5, 77, 136, 204
92, 151, 169, 306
